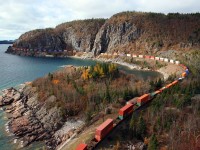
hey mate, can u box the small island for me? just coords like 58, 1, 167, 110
0, 40, 14, 44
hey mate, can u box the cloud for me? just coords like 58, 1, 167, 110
0, 0, 199, 40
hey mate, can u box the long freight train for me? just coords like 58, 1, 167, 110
75, 59, 189, 150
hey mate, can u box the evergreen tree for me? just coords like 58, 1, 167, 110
156, 78, 163, 89
148, 134, 158, 150
48, 73, 53, 81
136, 116, 146, 139
104, 81, 111, 103
123, 88, 134, 101
129, 113, 137, 138
66, 74, 70, 84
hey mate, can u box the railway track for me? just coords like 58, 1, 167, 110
75, 55, 189, 150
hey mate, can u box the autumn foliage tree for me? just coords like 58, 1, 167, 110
81, 63, 119, 80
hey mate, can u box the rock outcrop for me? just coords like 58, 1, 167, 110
0, 86, 71, 149
7, 19, 105, 53
93, 12, 200, 55
6, 12, 200, 56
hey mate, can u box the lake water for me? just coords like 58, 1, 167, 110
0, 44, 161, 149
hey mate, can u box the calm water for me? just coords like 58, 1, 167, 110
0, 44, 161, 150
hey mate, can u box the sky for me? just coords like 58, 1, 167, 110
0, 0, 199, 40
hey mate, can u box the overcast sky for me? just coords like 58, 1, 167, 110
0, 0, 199, 40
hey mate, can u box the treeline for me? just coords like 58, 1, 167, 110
56, 18, 106, 29
112, 11, 200, 18
0, 40, 14, 44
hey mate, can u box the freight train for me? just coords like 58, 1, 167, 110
75, 60, 189, 150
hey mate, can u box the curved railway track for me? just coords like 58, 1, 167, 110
75, 54, 189, 150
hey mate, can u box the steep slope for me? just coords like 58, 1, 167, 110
55, 19, 106, 52
12, 19, 106, 52
93, 12, 200, 55
7, 12, 200, 56
14, 28, 63, 50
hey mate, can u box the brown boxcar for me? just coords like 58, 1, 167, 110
137, 94, 150, 106
76, 143, 87, 150
95, 119, 113, 142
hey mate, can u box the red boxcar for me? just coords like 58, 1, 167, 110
145, 55, 151, 59
155, 90, 162, 94
119, 104, 134, 119
95, 119, 113, 142
172, 80, 178, 85
150, 56, 155, 60
76, 143, 87, 150
137, 94, 150, 106
166, 83, 173, 88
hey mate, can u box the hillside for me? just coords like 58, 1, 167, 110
9, 19, 106, 53
93, 12, 200, 55
6, 12, 200, 56
92, 50, 200, 150
0, 63, 154, 149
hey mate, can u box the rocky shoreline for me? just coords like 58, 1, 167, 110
0, 85, 85, 149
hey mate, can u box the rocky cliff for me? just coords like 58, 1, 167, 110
9, 19, 106, 52
7, 12, 200, 56
0, 83, 84, 149
93, 12, 200, 55
0, 86, 64, 149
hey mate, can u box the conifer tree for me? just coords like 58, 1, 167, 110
136, 116, 146, 139
129, 113, 137, 138
148, 134, 158, 150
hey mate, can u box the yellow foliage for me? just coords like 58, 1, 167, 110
81, 68, 90, 80
94, 63, 105, 77
81, 63, 117, 80
109, 63, 117, 73
52, 79, 60, 84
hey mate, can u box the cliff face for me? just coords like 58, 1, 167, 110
55, 19, 106, 52
14, 28, 64, 50
93, 12, 200, 55
12, 19, 106, 52
9, 12, 200, 55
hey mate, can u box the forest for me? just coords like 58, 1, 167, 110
32, 63, 151, 124
125, 50, 200, 150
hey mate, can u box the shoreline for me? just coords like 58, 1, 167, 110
5, 50, 170, 80
68, 55, 167, 80
0, 52, 182, 150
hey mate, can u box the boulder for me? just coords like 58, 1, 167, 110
3, 97, 14, 105
13, 93, 21, 101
